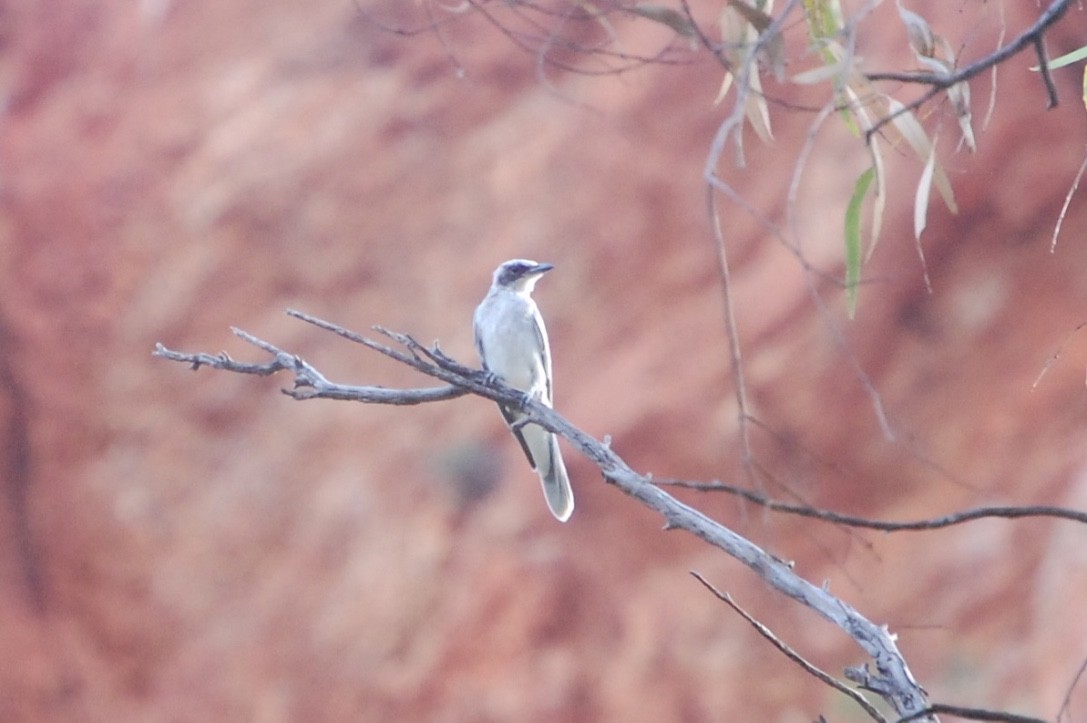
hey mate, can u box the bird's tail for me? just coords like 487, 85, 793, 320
538, 433, 574, 522
516, 418, 574, 522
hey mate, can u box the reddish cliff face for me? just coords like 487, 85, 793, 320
2, 0, 1086, 720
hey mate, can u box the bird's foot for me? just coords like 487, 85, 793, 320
477, 369, 503, 386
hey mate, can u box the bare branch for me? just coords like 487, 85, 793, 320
155, 309, 1085, 719
153, 330, 469, 405
155, 310, 935, 719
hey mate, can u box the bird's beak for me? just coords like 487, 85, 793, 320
532, 262, 554, 275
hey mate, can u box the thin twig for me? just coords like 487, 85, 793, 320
1031, 321, 1087, 389
690, 571, 888, 723
705, 186, 757, 487
1050, 150, 1087, 252
1058, 655, 1087, 722
1032, 35, 1059, 110
658, 478, 1087, 529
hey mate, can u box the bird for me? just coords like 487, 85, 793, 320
473, 259, 574, 522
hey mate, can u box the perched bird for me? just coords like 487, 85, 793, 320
473, 259, 574, 522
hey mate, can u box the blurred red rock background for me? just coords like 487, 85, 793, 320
2, 0, 1087, 720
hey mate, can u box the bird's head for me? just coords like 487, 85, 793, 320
492, 259, 554, 293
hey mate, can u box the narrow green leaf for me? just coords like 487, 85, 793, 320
845, 167, 875, 318
802, 0, 841, 40
1032, 45, 1087, 72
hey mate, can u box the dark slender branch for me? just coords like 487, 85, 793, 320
1058, 655, 1087, 723
1033, 35, 1059, 110
690, 571, 887, 723
864, 0, 1073, 140
899, 703, 1047, 723
0, 315, 46, 611
657, 479, 1087, 530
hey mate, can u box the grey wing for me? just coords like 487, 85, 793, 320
473, 305, 488, 369
530, 304, 553, 405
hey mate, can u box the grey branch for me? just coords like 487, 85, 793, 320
155, 309, 934, 720
153, 332, 464, 405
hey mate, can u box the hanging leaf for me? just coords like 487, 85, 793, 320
896, 2, 935, 59
845, 167, 875, 318
715, 3, 774, 144
865, 137, 887, 260
915, 56, 976, 153
912, 144, 935, 292
839, 82, 886, 257
914, 144, 936, 240
947, 79, 976, 152
792, 59, 851, 85
886, 98, 958, 213
744, 63, 774, 142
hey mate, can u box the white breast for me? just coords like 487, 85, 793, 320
474, 291, 551, 400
